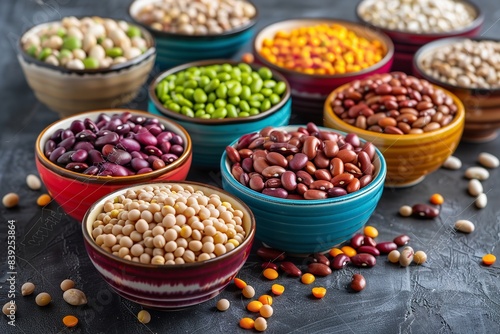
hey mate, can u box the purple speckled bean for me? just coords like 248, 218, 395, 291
143, 145, 163, 157
159, 141, 171, 154
57, 151, 75, 165
44, 139, 56, 156
171, 134, 183, 146
331, 254, 351, 270
288, 153, 308, 171
264, 178, 282, 188
262, 187, 288, 198
70, 120, 85, 134
57, 136, 76, 150
49, 146, 66, 162
73, 141, 94, 152
269, 142, 299, 155
88, 149, 105, 165
137, 167, 153, 174
61, 129, 74, 140
161, 153, 178, 164
145, 124, 162, 136
107, 149, 132, 165
118, 138, 141, 152
71, 149, 88, 162
115, 123, 131, 135
83, 165, 99, 175
95, 132, 119, 146
412, 204, 439, 218
157, 131, 173, 144
84, 118, 99, 133
50, 129, 63, 141
327, 187, 347, 197
75, 130, 97, 141
134, 130, 157, 146
169, 144, 184, 156
65, 162, 89, 172
101, 162, 133, 176
393, 235, 410, 247
131, 158, 150, 171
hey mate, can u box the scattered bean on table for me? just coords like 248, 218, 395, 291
399, 205, 413, 217
2, 193, 19, 208
350, 274, 366, 292
482, 254, 496, 266
254, 317, 268, 332
22, 16, 149, 69
2, 302, 15, 316
312, 287, 327, 298
399, 247, 414, 267
21, 282, 35, 296
35, 292, 52, 306
63, 288, 88, 306
478, 152, 499, 168
239, 317, 255, 329
387, 250, 401, 264
259, 23, 385, 75
26, 174, 42, 190
263, 268, 279, 280
234, 278, 247, 289
258, 295, 273, 306
468, 179, 483, 197
259, 304, 274, 318
247, 300, 263, 312
330, 72, 458, 134
413, 250, 427, 265
242, 285, 255, 298
429, 193, 444, 205
271, 284, 285, 295
454, 219, 475, 233
442, 156, 462, 170
63, 315, 79, 328
475, 193, 488, 209
216, 298, 230, 311
363, 225, 378, 238
464, 166, 489, 180
60, 279, 75, 291
36, 194, 51, 207
301, 273, 316, 285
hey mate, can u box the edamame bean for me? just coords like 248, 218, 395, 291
207, 92, 217, 103
226, 105, 238, 118
183, 88, 194, 100
269, 93, 281, 105
229, 84, 242, 97
206, 103, 215, 114
250, 78, 263, 93
167, 103, 181, 112
258, 67, 273, 80
241, 86, 252, 100
193, 88, 207, 103
274, 81, 286, 95
194, 103, 205, 110
204, 78, 220, 93
212, 107, 228, 119
216, 84, 228, 99
214, 99, 227, 108
239, 100, 250, 112
228, 96, 240, 105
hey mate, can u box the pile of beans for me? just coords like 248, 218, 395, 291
134, 0, 256, 35
43, 112, 185, 176
22, 16, 149, 70
358, 0, 476, 34
330, 72, 458, 134
259, 23, 385, 75
91, 184, 247, 264
226, 123, 377, 200
156, 63, 287, 119
419, 39, 500, 89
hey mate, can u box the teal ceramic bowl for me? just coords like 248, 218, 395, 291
220, 125, 387, 254
148, 59, 292, 169
129, 0, 258, 69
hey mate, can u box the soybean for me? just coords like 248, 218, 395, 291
413, 251, 427, 265
2, 193, 19, 208
35, 292, 52, 306
137, 310, 151, 324
21, 282, 36, 296
216, 299, 230, 311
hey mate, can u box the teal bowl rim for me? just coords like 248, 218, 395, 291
148, 59, 292, 125
128, 0, 258, 39
220, 125, 387, 206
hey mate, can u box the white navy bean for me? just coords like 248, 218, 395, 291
468, 179, 483, 197
442, 156, 462, 170
475, 193, 487, 209
454, 220, 475, 233
478, 152, 499, 169
464, 167, 489, 180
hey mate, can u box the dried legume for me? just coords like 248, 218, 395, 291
256, 247, 286, 261
312, 287, 327, 298
242, 285, 255, 298
358, 0, 476, 34
363, 225, 378, 238
254, 317, 268, 332
36, 193, 51, 207
376, 242, 397, 254
63, 315, 79, 328
271, 284, 284, 295
351, 253, 376, 267
155, 63, 286, 119
350, 273, 366, 292
399, 247, 414, 267
412, 203, 439, 219
387, 250, 400, 264
454, 219, 475, 233
413, 251, 427, 265
26, 174, 42, 190
442, 156, 462, 170
478, 152, 499, 168
475, 193, 487, 209
216, 298, 230, 311
263, 268, 279, 280
2, 302, 15, 316
259, 23, 385, 75
429, 193, 444, 205
468, 179, 483, 197
234, 278, 247, 289
301, 273, 316, 284
330, 72, 458, 134
22, 16, 149, 69
465, 167, 489, 180
393, 234, 410, 247
2, 193, 19, 208
341, 246, 357, 258
60, 279, 75, 291
63, 288, 87, 305
399, 205, 412, 217
280, 261, 302, 277
21, 282, 35, 296
239, 317, 255, 329
482, 254, 496, 266
35, 292, 52, 306
329, 247, 343, 257
258, 295, 273, 306
307, 263, 332, 277
259, 304, 274, 318
247, 300, 263, 312
331, 254, 351, 270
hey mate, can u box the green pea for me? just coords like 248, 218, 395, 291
199, 76, 210, 87
193, 88, 208, 103
181, 106, 194, 117
228, 96, 240, 105
239, 100, 250, 112
204, 68, 217, 79
250, 93, 264, 101
26, 45, 38, 57
249, 108, 260, 116
37, 47, 52, 61
261, 88, 273, 97
221, 63, 233, 73
62, 36, 81, 51
106, 47, 123, 58
194, 103, 206, 110
212, 107, 228, 119
241, 73, 253, 85
174, 86, 184, 94
260, 99, 271, 112
204, 78, 220, 93
58, 49, 72, 59
238, 63, 252, 73
184, 79, 198, 89
249, 100, 261, 108
127, 25, 142, 38
240, 86, 252, 100
207, 92, 217, 103
269, 93, 281, 105
238, 111, 250, 117
183, 88, 194, 101
214, 99, 227, 108
258, 67, 273, 80
216, 84, 228, 99
187, 66, 200, 74
228, 84, 242, 97
250, 79, 263, 94
167, 102, 181, 113
194, 109, 206, 118
263, 80, 277, 88
206, 103, 215, 114
226, 104, 238, 118
217, 72, 231, 82
274, 81, 287, 95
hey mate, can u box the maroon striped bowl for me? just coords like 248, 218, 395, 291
82, 181, 256, 309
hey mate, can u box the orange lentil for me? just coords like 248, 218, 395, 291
429, 193, 444, 205
258, 294, 273, 306
271, 284, 285, 296
241, 52, 254, 64
239, 317, 255, 329
234, 278, 247, 289
36, 193, 51, 207
329, 247, 343, 257
62, 315, 78, 328
341, 246, 357, 258
301, 273, 315, 285
263, 268, 279, 280
312, 287, 327, 299
363, 226, 379, 239
482, 254, 496, 266
247, 300, 263, 313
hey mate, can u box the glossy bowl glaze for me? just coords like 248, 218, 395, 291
413, 37, 500, 142
128, 0, 257, 69
220, 125, 386, 254
356, 0, 483, 72
35, 109, 192, 221
18, 19, 156, 118
324, 84, 465, 187
253, 18, 394, 122
148, 59, 292, 169
82, 181, 255, 309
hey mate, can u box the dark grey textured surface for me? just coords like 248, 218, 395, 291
0, 0, 499, 333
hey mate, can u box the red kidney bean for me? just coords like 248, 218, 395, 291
70, 120, 85, 134
161, 153, 178, 164
131, 158, 150, 171
350, 234, 364, 249
239, 172, 249, 186
280, 261, 302, 277
314, 169, 332, 181
288, 153, 308, 171
83, 165, 99, 175
308, 263, 331, 276
225, 146, 240, 163
412, 204, 439, 218
304, 161, 317, 174
134, 130, 158, 146
323, 140, 339, 158
393, 235, 410, 247
302, 136, 321, 160
57, 151, 75, 165
253, 158, 270, 174
100, 162, 133, 176
264, 178, 282, 188
281, 171, 297, 192
44, 139, 57, 156
310, 180, 333, 191
249, 174, 265, 191
257, 247, 286, 261
261, 261, 279, 271
351, 254, 376, 267
351, 274, 366, 292
241, 157, 254, 173
376, 242, 397, 254
143, 145, 162, 157
65, 162, 88, 172
331, 173, 354, 187
262, 166, 286, 178
70, 149, 88, 163
346, 178, 361, 193
84, 118, 99, 133
169, 144, 184, 156
262, 188, 288, 199
336, 149, 356, 163
303, 189, 327, 200
269, 142, 299, 155
57, 136, 76, 150
344, 133, 360, 147
75, 129, 97, 142
296, 171, 313, 186
266, 152, 288, 168
49, 146, 66, 162
312, 253, 330, 266
231, 164, 244, 181
363, 236, 376, 248
107, 149, 132, 165
357, 246, 380, 256
237, 132, 259, 150
331, 254, 351, 270
73, 141, 94, 152
359, 174, 373, 188
327, 187, 347, 197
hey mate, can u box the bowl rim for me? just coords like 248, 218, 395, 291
221, 125, 387, 206
323, 80, 466, 141
35, 109, 192, 184
413, 37, 500, 94
252, 17, 395, 79
148, 58, 292, 125
355, 0, 484, 38
127, 0, 259, 39
18, 17, 156, 75
81, 180, 256, 269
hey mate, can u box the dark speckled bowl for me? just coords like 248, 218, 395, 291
82, 181, 255, 309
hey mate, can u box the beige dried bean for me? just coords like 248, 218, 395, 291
387, 250, 400, 263
399, 205, 412, 217
478, 152, 499, 168
3, 302, 16, 316
60, 279, 75, 291
63, 288, 88, 305
468, 179, 483, 197
21, 282, 35, 296
26, 174, 42, 190
399, 247, 414, 267
2, 193, 19, 208
413, 251, 427, 265
35, 292, 52, 306
454, 219, 475, 233
475, 193, 487, 209
442, 156, 462, 170
465, 167, 489, 180
216, 298, 230, 311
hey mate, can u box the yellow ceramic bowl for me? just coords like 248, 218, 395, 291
323, 84, 465, 187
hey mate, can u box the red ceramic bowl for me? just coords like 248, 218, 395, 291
356, 0, 484, 72
82, 181, 255, 309
253, 18, 394, 122
35, 109, 192, 221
